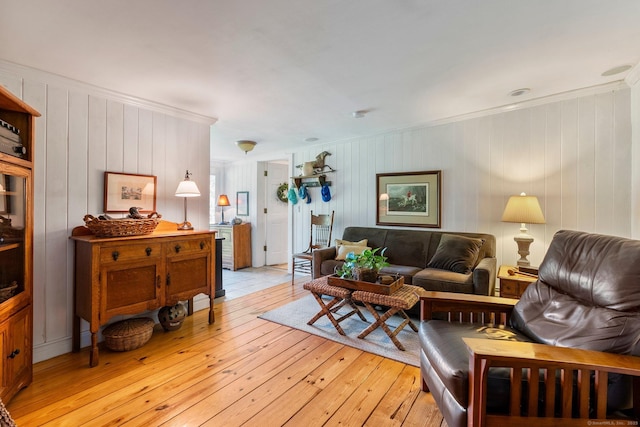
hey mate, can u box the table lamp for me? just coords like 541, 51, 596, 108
501, 192, 545, 267
217, 194, 231, 224
175, 170, 201, 230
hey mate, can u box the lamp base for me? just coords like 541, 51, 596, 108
177, 221, 193, 230
218, 221, 229, 225
514, 232, 534, 266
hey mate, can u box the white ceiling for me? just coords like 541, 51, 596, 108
1, 0, 639, 162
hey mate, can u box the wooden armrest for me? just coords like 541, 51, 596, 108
463, 338, 640, 375
463, 337, 640, 424
420, 291, 518, 324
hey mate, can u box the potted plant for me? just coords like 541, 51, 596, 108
335, 247, 390, 283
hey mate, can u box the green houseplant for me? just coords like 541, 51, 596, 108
335, 247, 390, 283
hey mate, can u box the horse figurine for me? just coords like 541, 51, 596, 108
295, 151, 335, 175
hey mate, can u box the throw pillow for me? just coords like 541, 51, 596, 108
427, 234, 484, 274
334, 238, 368, 247
336, 245, 372, 261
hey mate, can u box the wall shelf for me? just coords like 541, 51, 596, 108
291, 173, 333, 188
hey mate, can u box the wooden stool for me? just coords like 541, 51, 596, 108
303, 277, 367, 335
352, 285, 420, 351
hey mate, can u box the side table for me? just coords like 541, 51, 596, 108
497, 265, 537, 299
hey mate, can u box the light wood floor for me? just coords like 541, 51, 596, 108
6, 273, 445, 426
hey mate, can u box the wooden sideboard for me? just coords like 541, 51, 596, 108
210, 223, 252, 270
71, 221, 216, 367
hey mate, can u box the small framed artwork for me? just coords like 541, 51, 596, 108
376, 170, 441, 228
236, 191, 249, 216
104, 171, 157, 213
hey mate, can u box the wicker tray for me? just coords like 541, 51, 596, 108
102, 317, 155, 352
83, 212, 161, 237
327, 274, 404, 295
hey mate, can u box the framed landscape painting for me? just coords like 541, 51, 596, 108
376, 170, 441, 228
104, 171, 157, 213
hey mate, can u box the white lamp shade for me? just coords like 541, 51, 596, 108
175, 180, 201, 197
501, 193, 545, 224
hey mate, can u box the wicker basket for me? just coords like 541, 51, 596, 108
0, 281, 18, 304
102, 317, 155, 352
83, 212, 161, 238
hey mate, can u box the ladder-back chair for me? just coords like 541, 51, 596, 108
291, 210, 334, 285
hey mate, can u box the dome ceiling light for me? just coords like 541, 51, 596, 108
601, 64, 632, 76
509, 88, 531, 97
236, 140, 257, 154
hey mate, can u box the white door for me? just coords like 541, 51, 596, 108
265, 161, 289, 265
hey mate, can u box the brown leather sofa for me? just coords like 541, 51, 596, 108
419, 230, 640, 426
312, 226, 496, 296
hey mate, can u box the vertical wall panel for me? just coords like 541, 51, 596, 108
106, 100, 124, 172
577, 96, 596, 232
123, 104, 139, 174
44, 85, 70, 341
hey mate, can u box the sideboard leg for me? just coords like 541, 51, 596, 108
72, 316, 80, 352
90, 332, 99, 367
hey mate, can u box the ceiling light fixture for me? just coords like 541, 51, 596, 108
509, 88, 531, 97
236, 140, 257, 154
601, 64, 632, 76
304, 137, 319, 143
352, 110, 367, 118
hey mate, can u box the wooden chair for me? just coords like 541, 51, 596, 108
291, 210, 334, 285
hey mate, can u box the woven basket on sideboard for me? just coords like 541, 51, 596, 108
83, 212, 162, 238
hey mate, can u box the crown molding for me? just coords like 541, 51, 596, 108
625, 62, 640, 86
0, 59, 217, 125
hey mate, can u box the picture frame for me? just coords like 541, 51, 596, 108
236, 191, 249, 216
104, 171, 157, 213
376, 170, 441, 228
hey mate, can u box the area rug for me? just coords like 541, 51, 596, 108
258, 294, 419, 367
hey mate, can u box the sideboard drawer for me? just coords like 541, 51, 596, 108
100, 243, 162, 264
166, 238, 211, 256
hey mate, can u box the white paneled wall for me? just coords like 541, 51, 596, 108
1, 61, 213, 362
291, 86, 632, 269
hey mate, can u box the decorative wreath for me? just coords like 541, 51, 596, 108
276, 182, 289, 203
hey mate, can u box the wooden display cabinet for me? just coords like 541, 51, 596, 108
0, 85, 39, 402
210, 223, 251, 270
71, 221, 216, 367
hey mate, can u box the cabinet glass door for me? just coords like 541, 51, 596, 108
0, 172, 26, 304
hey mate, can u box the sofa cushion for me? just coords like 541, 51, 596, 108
419, 320, 532, 408
382, 230, 430, 268
335, 238, 368, 247
413, 268, 474, 293
427, 234, 483, 274
342, 227, 388, 251
335, 244, 371, 260
380, 264, 423, 284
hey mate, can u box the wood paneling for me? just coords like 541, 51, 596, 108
0, 61, 213, 363
291, 87, 632, 269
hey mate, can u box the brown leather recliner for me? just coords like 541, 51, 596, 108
419, 230, 640, 426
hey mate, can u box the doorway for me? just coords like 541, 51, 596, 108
264, 160, 289, 266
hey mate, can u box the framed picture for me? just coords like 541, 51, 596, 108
376, 170, 441, 228
236, 191, 249, 216
104, 171, 157, 213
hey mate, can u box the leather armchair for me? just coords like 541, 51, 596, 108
419, 230, 640, 426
